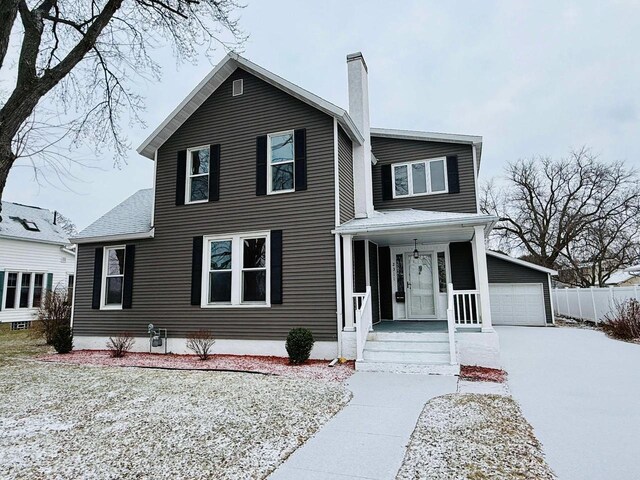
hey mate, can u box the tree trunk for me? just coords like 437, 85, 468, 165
0, 139, 15, 214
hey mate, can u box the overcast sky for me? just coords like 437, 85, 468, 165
4, 0, 640, 229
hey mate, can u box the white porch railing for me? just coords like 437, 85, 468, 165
445, 284, 457, 365
353, 286, 372, 362
451, 289, 481, 327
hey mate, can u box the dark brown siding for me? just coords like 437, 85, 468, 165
368, 241, 380, 325
378, 246, 392, 320
450, 242, 476, 290
338, 127, 354, 224
73, 68, 339, 341
487, 255, 553, 323
371, 137, 477, 213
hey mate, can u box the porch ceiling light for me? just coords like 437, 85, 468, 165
413, 239, 419, 259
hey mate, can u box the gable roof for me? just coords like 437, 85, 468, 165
487, 250, 558, 276
137, 53, 364, 159
0, 201, 70, 245
370, 127, 483, 165
73, 189, 154, 244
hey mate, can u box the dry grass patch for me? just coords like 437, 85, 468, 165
397, 394, 555, 480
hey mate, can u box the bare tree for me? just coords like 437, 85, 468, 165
54, 211, 77, 237
0, 0, 246, 208
482, 147, 640, 285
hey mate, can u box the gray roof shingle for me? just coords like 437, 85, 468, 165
74, 188, 153, 241
0, 201, 70, 245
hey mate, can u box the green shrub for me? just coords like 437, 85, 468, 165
52, 325, 73, 354
285, 328, 314, 365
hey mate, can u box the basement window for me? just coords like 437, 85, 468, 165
232, 79, 243, 96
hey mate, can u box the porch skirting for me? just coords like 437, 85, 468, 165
73, 336, 339, 360
455, 330, 501, 369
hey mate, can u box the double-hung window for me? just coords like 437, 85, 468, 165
4, 272, 45, 309
267, 131, 294, 194
392, 157, 448, 198
186, 146, 210, 203
5, 273, 17, 309
32, 273, 44, 307
203, 232, 270, 307
103, 246, 125, 308
19, 273, 32, 308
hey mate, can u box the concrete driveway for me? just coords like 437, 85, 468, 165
498, 326, 640, 480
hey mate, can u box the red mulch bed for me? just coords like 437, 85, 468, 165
39, 350, 355, 383
460, 365, 507, 383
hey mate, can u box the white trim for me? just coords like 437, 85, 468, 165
333, 119, 343, 357
2, 270, 46, 310
486, 250, 558, 275
73, 228, 155, 245
370, 127, 482, 146
333, 215, 497, 236
151, 149, 158, 227
333, 118, 340, 228
136, 53, 364, 159
548, 275, 555, 325
201, 231, 271, 308
70, 253, 79, 328
267, 130, 295, 195
0, 234, 69, 246
185, 145, 211, 204
391, 157, 448, 199
100, 245, 125, 310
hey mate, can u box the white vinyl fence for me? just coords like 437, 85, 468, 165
553, 286, 640, 323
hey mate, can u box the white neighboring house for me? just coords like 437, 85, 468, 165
604, 265, 640, 287
0, 201, 76, 330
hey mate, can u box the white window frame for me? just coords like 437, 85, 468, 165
3, 271, 46, 310
101, 245, 125, 310
267, 130, 295, 195
201, 231, 271, 308
232, 78, 243, 96
185, 145, 211, 204
391, 157, 448, 198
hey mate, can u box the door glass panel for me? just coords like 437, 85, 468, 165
408, 254, 435, 317
437, 252, 447, 293
412, 163, 427, 194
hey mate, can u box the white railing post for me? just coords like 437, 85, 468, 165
354, 286, 372, 362
591, 286, 598, 324
342, 234, 355, 331
472, 225, 493, 332
446, 283, 457, 365
576, 287, 583, 320
565, 287, 570, 316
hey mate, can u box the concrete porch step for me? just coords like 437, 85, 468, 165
355, 360, 460, 375
366, 331, 449, 342
364, 339, 451, 353
362, 348, 451, 364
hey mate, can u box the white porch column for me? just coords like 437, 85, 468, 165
472, 225, 493, 332
342, 234, 355, 331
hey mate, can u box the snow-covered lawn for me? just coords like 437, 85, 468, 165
397, 394, 555, 480
0, 334, 350, 479
40, 349, 354, 382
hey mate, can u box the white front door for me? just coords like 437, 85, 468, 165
406, 253, 436, 318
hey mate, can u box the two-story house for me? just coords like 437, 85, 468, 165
71, 52, 556, 373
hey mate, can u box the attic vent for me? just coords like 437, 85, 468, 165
10, 216, 39, 232
232, 79, 243, 96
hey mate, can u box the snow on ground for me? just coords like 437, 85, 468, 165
40, 350, 355, 383
498, 326, 640, 480
396, 394, 556, 480
0, 358, 350, 479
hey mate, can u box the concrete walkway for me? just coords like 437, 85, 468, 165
499, 326, 640, 480
269, 371, 457, 480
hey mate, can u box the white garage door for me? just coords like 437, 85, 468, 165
489, 283, 546, 326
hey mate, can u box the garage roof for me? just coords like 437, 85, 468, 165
487, 251, 558, 276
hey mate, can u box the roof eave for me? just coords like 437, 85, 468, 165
0, 234, 69, 246
486, 250, 558, 276
333, 214, 497, 236
72, 228, 155, 245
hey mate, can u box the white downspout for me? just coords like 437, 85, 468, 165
333, 118, 344, 357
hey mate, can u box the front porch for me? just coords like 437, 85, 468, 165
334, 209, 499, 372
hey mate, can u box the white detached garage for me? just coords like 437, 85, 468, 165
486, 251, 557, 326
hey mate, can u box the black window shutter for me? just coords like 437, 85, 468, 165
176, 150, 187, 205
209, 144, 221, 202
294, 129, 307, 191
123, 244, 135, 309
91, 247, 103, 309
256, 135, 267, 196
446, 155, 460, 194
191, 236, 203, 306
270, 230, 283, 304
381, 164, 393, 200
